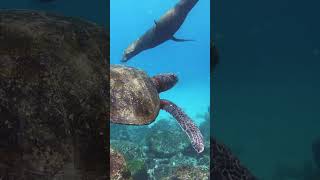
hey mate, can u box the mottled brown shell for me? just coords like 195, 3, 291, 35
0, 10, 108, 178
110, 65, 160, 125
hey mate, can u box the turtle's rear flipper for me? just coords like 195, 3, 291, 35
160, 99, 204, 153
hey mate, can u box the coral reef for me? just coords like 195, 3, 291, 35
111, 140, 146, 161
162, 165, 209, 180
110, 147, 132, 180
127, 159, 148, 180
146, 129, 189, 158
110, 106, 258, 180
110, 113, 210, 180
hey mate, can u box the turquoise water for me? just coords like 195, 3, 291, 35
111, 0, 210, 125
213, 0, 320, 179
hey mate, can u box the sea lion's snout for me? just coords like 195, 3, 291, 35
121, 55, 128, 62
121, 52, 130, 62
121, 43, 137, 62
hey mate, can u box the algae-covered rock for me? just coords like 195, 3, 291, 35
110, 148, 132, 180
0, 10, 108, 179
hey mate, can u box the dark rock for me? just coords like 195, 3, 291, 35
211, 137, 257, 180
0, 10, 108, 179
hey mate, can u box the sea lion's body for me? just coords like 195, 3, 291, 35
122, 0, 199, 62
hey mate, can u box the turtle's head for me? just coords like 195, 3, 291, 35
151, 73, 178, 93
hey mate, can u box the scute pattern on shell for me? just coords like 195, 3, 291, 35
0, 10, 109, 179
110, 65, 160, 125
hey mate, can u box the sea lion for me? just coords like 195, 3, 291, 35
122, 0, 199, 62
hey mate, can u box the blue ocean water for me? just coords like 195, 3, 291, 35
213, 0, 320, 179
111, 0, 210, 125
1, 0, 107, 27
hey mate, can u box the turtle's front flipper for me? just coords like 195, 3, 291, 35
160, 99, 204, 153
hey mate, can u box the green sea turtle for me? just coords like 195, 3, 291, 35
0, 10, 108, 179
110, 65, 204, 153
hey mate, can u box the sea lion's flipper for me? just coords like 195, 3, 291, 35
171, 36, 194, 42
154, 20, 158, 26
